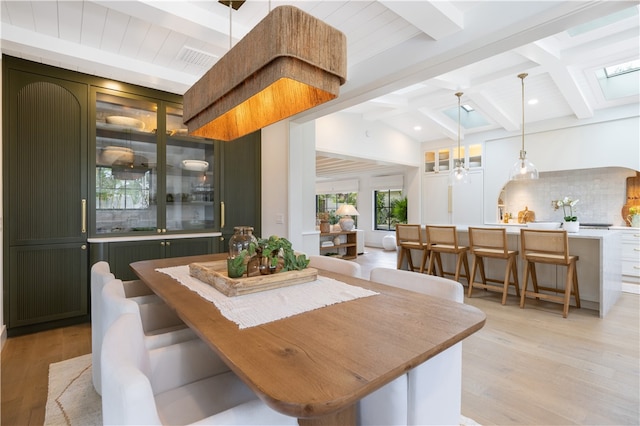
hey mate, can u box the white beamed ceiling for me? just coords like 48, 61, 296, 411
2, 1, 638, 178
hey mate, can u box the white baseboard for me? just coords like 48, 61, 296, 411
622, 282, 640, 295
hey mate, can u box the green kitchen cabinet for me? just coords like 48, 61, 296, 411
3, 58, 89, 334
3, 56, 261, 334
217, 131, 262, 253
90, 237, 215, 281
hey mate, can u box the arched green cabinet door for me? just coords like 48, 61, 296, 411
4, 62, 88, 334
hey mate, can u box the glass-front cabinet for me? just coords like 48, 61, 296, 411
424, 144, 482, 173
165, 104, 215, 232
92, 89, 215, 235
424, 148, 451, 173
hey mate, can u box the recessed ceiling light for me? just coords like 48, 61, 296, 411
528, 99, 538, 105
414, 125, 422, 131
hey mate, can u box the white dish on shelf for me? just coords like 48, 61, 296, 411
100, 146, 134, 165
96, 121, 152, 133
182, 160, 209, 171
106, 115, 145, 130
439, 165, 449, 171
469, 161, 481, 167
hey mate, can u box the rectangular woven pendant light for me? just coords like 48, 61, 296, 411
183, 5, 347, 141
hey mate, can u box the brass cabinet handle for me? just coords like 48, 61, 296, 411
221, 201, 225, 229
81, 199, 87, 234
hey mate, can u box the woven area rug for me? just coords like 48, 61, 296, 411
44, 354, 101, 426
45, 354, 480, 425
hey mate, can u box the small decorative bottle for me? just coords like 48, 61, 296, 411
227, 226, 258, 278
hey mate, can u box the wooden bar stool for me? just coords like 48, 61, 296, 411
467, 227, 520, 304
396, 224, 429, 273
520, 229, 581, 318
426, 225, 470, 284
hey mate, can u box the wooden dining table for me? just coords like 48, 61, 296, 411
130, 254, 486, 425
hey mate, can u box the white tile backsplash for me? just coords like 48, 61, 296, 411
500, 167, 637, 226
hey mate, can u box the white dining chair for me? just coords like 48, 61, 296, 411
360, 267, 464, 425
91, 261, 195, 395
308, 254, 362, 277
102, 312, 298, 425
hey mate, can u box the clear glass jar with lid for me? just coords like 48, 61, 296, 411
227, 226, 258, 278
228, 226, 258, 258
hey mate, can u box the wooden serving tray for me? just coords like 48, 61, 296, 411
189, 260, 318, 297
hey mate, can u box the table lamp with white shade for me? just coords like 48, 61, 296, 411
336, 204, 359, 231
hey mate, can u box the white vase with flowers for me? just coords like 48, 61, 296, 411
555, 197, 579, 233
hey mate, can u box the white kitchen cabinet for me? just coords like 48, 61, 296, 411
425, 144, 482, 174
422, 171, 484, 225
424, 148, 451, 173
620, 228, 640, 291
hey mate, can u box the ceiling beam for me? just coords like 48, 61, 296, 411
517, 41, 593, 119
379, 0, 464, 40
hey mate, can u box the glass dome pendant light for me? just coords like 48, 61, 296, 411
451, 91, 469, 185
509, 73, 539, 180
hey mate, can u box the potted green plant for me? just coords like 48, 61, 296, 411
628, 206, 640, 228
392, 197, 408, 224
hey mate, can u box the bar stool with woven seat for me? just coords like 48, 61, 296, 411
520, 229, 581, 318
467, 227, 520, 304
426, 225, 470, 284
396, 224, 429, 273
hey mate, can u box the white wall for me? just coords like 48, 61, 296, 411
261, 120, 319, 255
315, 112, 420, 168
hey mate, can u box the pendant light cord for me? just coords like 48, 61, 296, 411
455, 92, 463, 167
229, 1, 233, 49
518, 73, 528, 160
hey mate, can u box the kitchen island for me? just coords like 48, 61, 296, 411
401, 225, 622, 317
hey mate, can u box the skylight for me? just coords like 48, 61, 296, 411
443, 106, 488, 129
604, 60, 640, 78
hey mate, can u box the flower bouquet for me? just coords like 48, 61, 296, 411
555, 197, 579, 232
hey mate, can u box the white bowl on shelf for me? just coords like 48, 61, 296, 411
100, 146, 134, 165
439, 165, 449, 171
181, 159, 209, 171
106, 115, 145, 130
469, 161, 481, 167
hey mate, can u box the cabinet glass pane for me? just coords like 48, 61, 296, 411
165, 105, 215, 232
425, 151, 436, 172
438, 148, 450, 171
468, 144, 482, 167
95, 92, 158, 233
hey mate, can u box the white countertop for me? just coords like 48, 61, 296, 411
88, 232, 221, 243
453, 224, 621, 240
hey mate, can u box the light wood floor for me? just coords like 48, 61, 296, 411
1, 247, 638, 425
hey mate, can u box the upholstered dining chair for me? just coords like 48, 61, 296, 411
91, 263, 195, 395
426, 225, 470, 284
467, 227, 520, 304
90, 261, 163, 394
359, 267, 464, 426
308, 254, 362, 277
395, 224, 430, 273
102, 312, 298, 425
520, 229, 581, 318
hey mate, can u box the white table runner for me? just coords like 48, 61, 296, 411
156, 265, 378, 329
